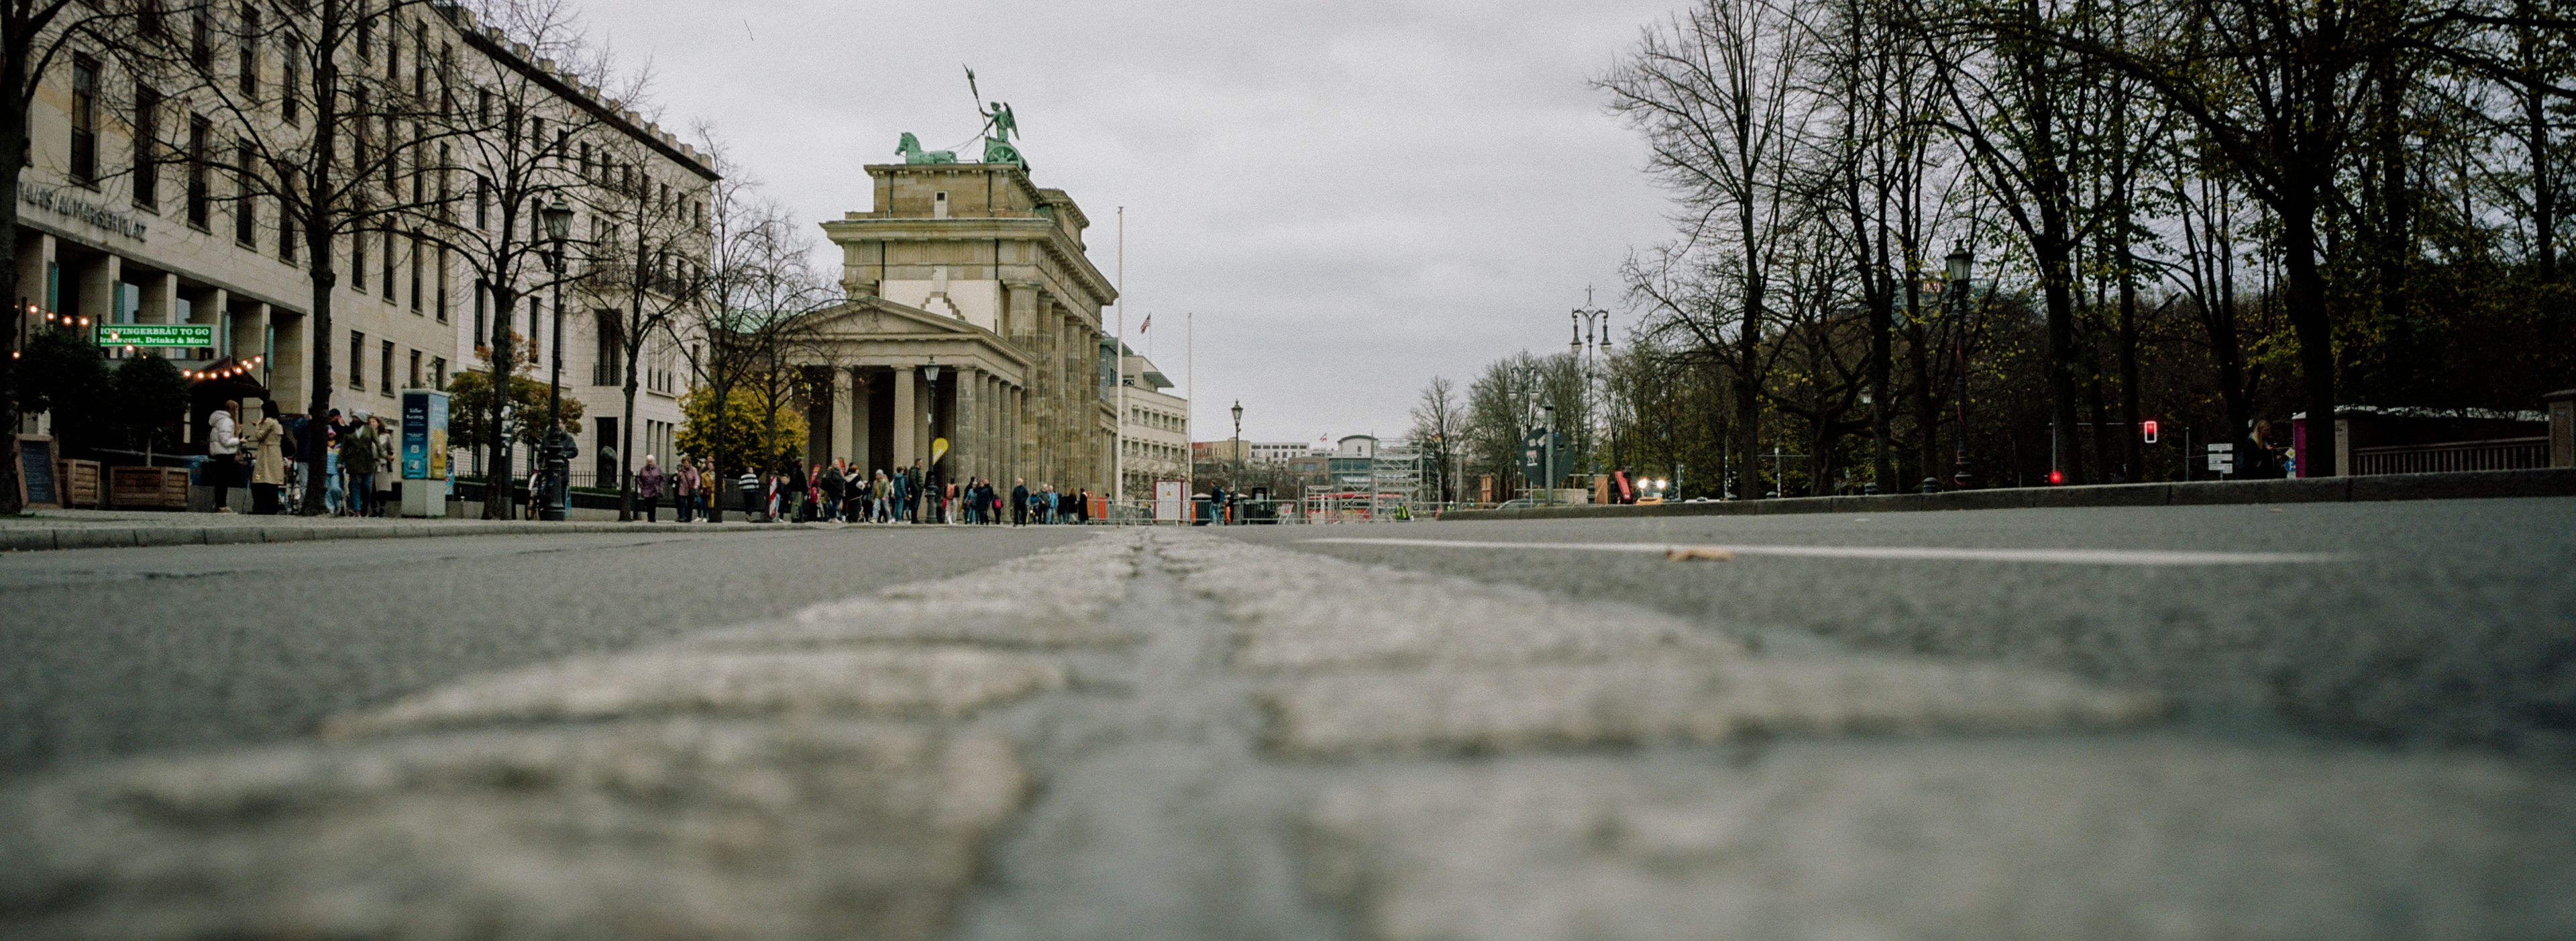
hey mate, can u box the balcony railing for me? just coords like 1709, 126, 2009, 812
2350, 437, 2548, 475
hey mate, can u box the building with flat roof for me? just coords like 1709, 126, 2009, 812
792, 152, 1118, 493
9, 3, 714, 497
1116, 346, 1185, 502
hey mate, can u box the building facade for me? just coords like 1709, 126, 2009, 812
794, 160, 1117, 492
1116, 347, 1186, 502
8, 4, 712, 496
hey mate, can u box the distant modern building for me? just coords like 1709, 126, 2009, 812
1248, 441, 1319, 464
1115, 346, 1185, 502
1326, 434, 1430, 504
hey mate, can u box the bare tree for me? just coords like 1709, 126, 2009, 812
666, 171, 828, 522
1407, 375, 1462, 504
1601, 0, 1816, 500
579, 119, 711, 519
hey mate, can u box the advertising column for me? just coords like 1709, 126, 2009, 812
399, 389, 451, 517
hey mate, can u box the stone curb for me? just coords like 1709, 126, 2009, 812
1443, 467, 2576, 522
0, 518, 871, 552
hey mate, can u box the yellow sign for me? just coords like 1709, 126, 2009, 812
931, 438, 950, 464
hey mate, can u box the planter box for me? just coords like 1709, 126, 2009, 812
56, 459, 102, 508
108, 466, 191, 510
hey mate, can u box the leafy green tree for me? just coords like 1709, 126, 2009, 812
675, 385, 806, 481
110, 355, 189, 457
15, 329, 112, 454
445, 343, 584, 454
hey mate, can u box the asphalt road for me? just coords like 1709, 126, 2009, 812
1224, 497, 2576, 760
0, 526, 1089, 776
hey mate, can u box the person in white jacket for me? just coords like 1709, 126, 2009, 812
206, 400, 244, 513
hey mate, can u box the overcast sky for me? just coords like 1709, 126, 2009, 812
578, 0, 1681, 445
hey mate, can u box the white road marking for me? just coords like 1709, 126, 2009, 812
1297, 537, 2347, 566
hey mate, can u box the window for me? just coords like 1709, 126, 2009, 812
236, 4, 258, 97
233, 140, 257, 246
356, 0, 373, 60
435, 248, 449, 321
138, 0, 164, 38
191, 6, 212, 70
580, 142, 592, 179
474, 176, 488, 229
185, 115, 211, 229
278, 169, 297, 262
435, 144, 450, 220
413, 23, 427, 95
281, 39, 300, 123
431, 356, 447, 389
351, 87, 369, 172
380, 340, 394, 394
408, 348, 420, 389
473, 279, 486, 343
131, 84, 159, 209
351, 226, 366, 289
593, 309, 623, 386
69, 55, 96, 187
380, 229, 394, 300
386, 17, 399, 84
476, 88, 492, 126
349, 331, 365, 388
408, 233, 422, 311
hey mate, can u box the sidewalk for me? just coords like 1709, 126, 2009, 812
0, 507, 814, 552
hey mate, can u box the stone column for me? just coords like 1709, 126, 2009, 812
195, 287, 227, 361
14, 231, 52, 317
78, 253, 119, 334
233, 302, 270, 391
892, 364, 917, 471
137, 271, 177, 324
830, 366, 855, 464
959, 368, 977, 484
271, 310, 309, 417
983, 372, 1000, 485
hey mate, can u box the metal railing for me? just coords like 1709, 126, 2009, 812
2351, 437, 2548, 475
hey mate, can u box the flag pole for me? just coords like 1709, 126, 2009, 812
1114, 205, 1125, 510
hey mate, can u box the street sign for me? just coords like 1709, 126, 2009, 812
2206, 442, 2235, 473
95, 324, 213, 347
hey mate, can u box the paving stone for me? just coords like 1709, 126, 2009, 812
1265, 656, 2163, 755
1303, 738, 2576, 941
1159, 532, 1743, 671
0, 720, 1026, 941
323, 648, 1066, 737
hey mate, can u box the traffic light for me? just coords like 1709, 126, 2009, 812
2141, 419, 2159, 444
2047, 469, 2065, 485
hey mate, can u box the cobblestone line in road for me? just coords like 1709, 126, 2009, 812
1157, 532, 2576, 940
0, 533, 1147, 941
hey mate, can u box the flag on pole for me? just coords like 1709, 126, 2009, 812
1138, 313, 1151, 334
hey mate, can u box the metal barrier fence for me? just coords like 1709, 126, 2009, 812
2351, 437, 2549, 475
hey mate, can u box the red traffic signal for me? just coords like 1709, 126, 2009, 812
2141, 419, 2159, 444
2047, 469, 2065, 485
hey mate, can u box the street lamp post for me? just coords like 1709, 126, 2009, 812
537, 197, 576, 522
1241, 397, 1252, 520
1945, 242, 1975, 491
1570, 293, 1610, 483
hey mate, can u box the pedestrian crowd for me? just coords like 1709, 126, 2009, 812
195, 397, 1106, 526
198, 401, 395, 517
